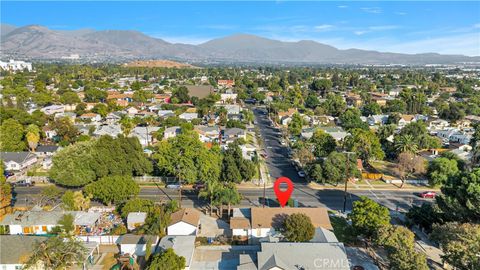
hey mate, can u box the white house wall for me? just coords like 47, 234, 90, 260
167, 222, 197, 236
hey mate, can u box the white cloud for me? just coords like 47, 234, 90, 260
360, 7, 382, 14
314, 24, 334, 31
337, 5, 348, 9
395, 12, 407, 16
474, 23, 480, 28
353, 25, 399, 35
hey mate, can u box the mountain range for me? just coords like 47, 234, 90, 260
1, 24, 479, 65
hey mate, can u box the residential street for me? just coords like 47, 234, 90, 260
11, 106, 433, 212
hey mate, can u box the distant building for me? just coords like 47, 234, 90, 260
217, 79, 235, 88
1, 152, 38, 172
0, 60, 33, 72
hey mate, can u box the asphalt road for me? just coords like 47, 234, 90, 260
11, 106, 433, 212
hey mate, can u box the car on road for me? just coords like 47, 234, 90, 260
419, 191, 436, 198
11, 180, 35, 187
298, 171, 306, 178
166, 184, 182, 189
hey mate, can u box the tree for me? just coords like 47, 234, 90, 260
309, 129, 336, 158
51, 117, 79, 145
39, 185, 62, 206
376, 225, 429, 270
73, 191, 91, 211
154, 132, 221, 184
349, 196, 390, 238
310, 79, 332, 96
84, 175, 140, 205
24, 236, 87, 270
406, 203, 443, 232
288, 113, 303, 136
345, 128, 384, 162
430, 222, 480, 270
283, 213, 315, 242
339, 108, 368, 130
362, 102, 382, 116
62, 190, 75, 210
394, 134, 418, 154
120, 116, 135, 136
323, 151, 360, 185
395, 152, 426, 188
171, 86, 190, 104
147, 248, 186, 270
322, 93, 346, 116
305, 163, 324, 183
25, 124, 40, 152
91, 103, 108, 117
50, 136, 152, 186
119, 198, 155, 219
293, 145, 315, 167
60, 91, 81, 104
304, 93, 320, 109
436, 168, 480, 222
217, 184, 241, 216
0, 118, 25, 151
427, 157, 459, 187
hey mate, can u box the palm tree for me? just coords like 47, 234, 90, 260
198, 180, 220, 216
395, 134, 419, 154
219, 184, 241, 217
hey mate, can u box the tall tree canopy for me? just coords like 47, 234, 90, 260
50, 135, 152, 186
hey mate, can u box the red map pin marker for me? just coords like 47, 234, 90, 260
274, 177, 294, 208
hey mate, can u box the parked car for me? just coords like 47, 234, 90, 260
3, 171, 14, 178
166, 184, 182, 189
419, 191, 436, 199
12, 180, 35, 187
298, 171, 306, 178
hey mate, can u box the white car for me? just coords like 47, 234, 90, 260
166, 184, 182, 189
298, 171, 306, 177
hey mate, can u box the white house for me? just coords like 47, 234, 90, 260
80, 113, 102, 123
0, 60, 33, 72
117, 234, 158, 256
164, 126, 182, 140
167, 208, 201, 236
1, 152, 38, 172
398, 114, 416, 127
256, 242, 349, 270
230, 208, 333, 240
219, 93, 238, 104
179, 112, 199, 122
40, 105, 65, 115
127, 212, 147, 231
194, 125, 220, 143
367, 114, 389, 126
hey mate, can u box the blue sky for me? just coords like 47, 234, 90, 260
2, 1, 480, 55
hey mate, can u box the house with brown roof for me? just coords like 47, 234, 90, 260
231, 207, 333, 240
398, 114, 416, 127
167, 208, 201, 236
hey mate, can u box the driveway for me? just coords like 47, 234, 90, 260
198, 214, 231, 238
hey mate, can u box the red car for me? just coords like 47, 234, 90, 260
420, 191, 436, 199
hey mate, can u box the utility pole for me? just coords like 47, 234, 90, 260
263, 178, 266, 208
343, 152, 354, 213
